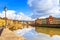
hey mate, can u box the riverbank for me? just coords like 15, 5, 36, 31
30, 24, 60, 28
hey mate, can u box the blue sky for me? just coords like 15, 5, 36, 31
0, 0, 31, 15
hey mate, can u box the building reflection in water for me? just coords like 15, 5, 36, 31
35, 27, 60, 37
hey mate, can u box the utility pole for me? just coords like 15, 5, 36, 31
4, 6, 7, 28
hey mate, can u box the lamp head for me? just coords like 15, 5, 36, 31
4, 6, 7, 12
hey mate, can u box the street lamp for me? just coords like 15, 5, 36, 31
4, 6, 7, 28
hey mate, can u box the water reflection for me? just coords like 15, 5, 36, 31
14, 27, 50, 40
14, 27, 60, 40
35, 27, 60, 35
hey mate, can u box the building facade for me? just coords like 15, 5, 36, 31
41, 19, 46, 24
35, 18, 42, 25
35, 16, 60, 25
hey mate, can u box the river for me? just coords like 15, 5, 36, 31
14, 26, 60, 40
35, 27, 60, 35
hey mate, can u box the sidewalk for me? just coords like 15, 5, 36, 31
0, 28, 25, 40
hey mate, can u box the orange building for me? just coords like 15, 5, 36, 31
49, 16, 53, 21
49, 16, 53, 24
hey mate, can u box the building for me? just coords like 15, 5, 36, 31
49, 16, 53, 24
35, 18, 42, 25
0, 18, 5, 27
48, 16, 60, 24
46, 18, 50, 24
41, 19, 46, 24
35, 15, 60, 25
52, 18, 60, 24
7, 19, 13, 28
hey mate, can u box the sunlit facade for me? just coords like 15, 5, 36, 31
35, 16, 60, 24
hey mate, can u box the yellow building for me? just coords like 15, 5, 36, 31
52, 18, 60, 24
7, 19, 13, 28
0, 18, 5, 27
35, 18, 42, 24
13, 20, 23, 30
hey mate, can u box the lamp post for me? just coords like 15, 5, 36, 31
4, 6, 7, 28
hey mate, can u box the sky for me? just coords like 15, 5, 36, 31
0, 0, 60, 21
0, 0, 33, 21
28, 0, 59, 18
0, 0, 31, 15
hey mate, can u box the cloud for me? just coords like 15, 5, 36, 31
15, 12, 33, 21
52, 35, 60, 40
0, 10, 16, 20
27, 0, 59, 18
0, 10, 33, 21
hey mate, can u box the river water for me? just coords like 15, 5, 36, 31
35, 27, 60, 35
14, 26, 60, 40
